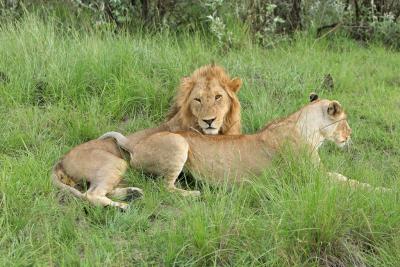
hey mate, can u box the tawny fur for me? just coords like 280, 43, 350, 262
105, 98, 384, 196
52, 64, 243, 209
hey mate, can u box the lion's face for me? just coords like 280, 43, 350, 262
169, 65, 242, 135
188, 78, 234, 135
320, 101, 352, 148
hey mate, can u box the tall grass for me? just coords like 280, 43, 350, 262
1, 15, 399, 266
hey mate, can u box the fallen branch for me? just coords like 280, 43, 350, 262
316, 22, 341, 38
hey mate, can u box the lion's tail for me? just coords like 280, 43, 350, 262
98, 131, 130, 151
52, 161, 84, 199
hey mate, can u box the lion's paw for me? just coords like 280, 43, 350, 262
125, 187, 144, 201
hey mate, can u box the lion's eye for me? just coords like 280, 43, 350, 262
194, 98, 201, 103
215, 95, 222, 100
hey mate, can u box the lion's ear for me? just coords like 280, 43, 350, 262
229, 78, 242, 93
309, 92, 318, 102
327, 101, 342, 116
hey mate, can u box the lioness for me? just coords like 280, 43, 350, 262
102, 94, 377, 196
52, 64, 242, 209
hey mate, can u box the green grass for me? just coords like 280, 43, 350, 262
1, 15, 400, 266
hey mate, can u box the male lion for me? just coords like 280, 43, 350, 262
52, 64, 242, 209
102, 94, 382, 196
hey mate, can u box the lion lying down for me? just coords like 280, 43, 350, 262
52, 64, 242, 210
101, 94, 385, 196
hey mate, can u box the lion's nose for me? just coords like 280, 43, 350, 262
203, 118, 216, 126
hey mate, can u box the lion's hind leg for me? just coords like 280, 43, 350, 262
84, 154, 132, 210
85, 184, 129, 210
131, 132, 200, 197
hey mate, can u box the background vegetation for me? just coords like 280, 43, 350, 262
0, 1, 399, 266
1, 0, 400, 49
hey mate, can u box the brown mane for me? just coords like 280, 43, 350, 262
166, 64, 241, 135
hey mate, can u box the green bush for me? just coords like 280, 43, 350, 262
2, 0, 399, 49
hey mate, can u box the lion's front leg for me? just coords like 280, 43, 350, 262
310, 151, 322, 168
327, 172, 390, 192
